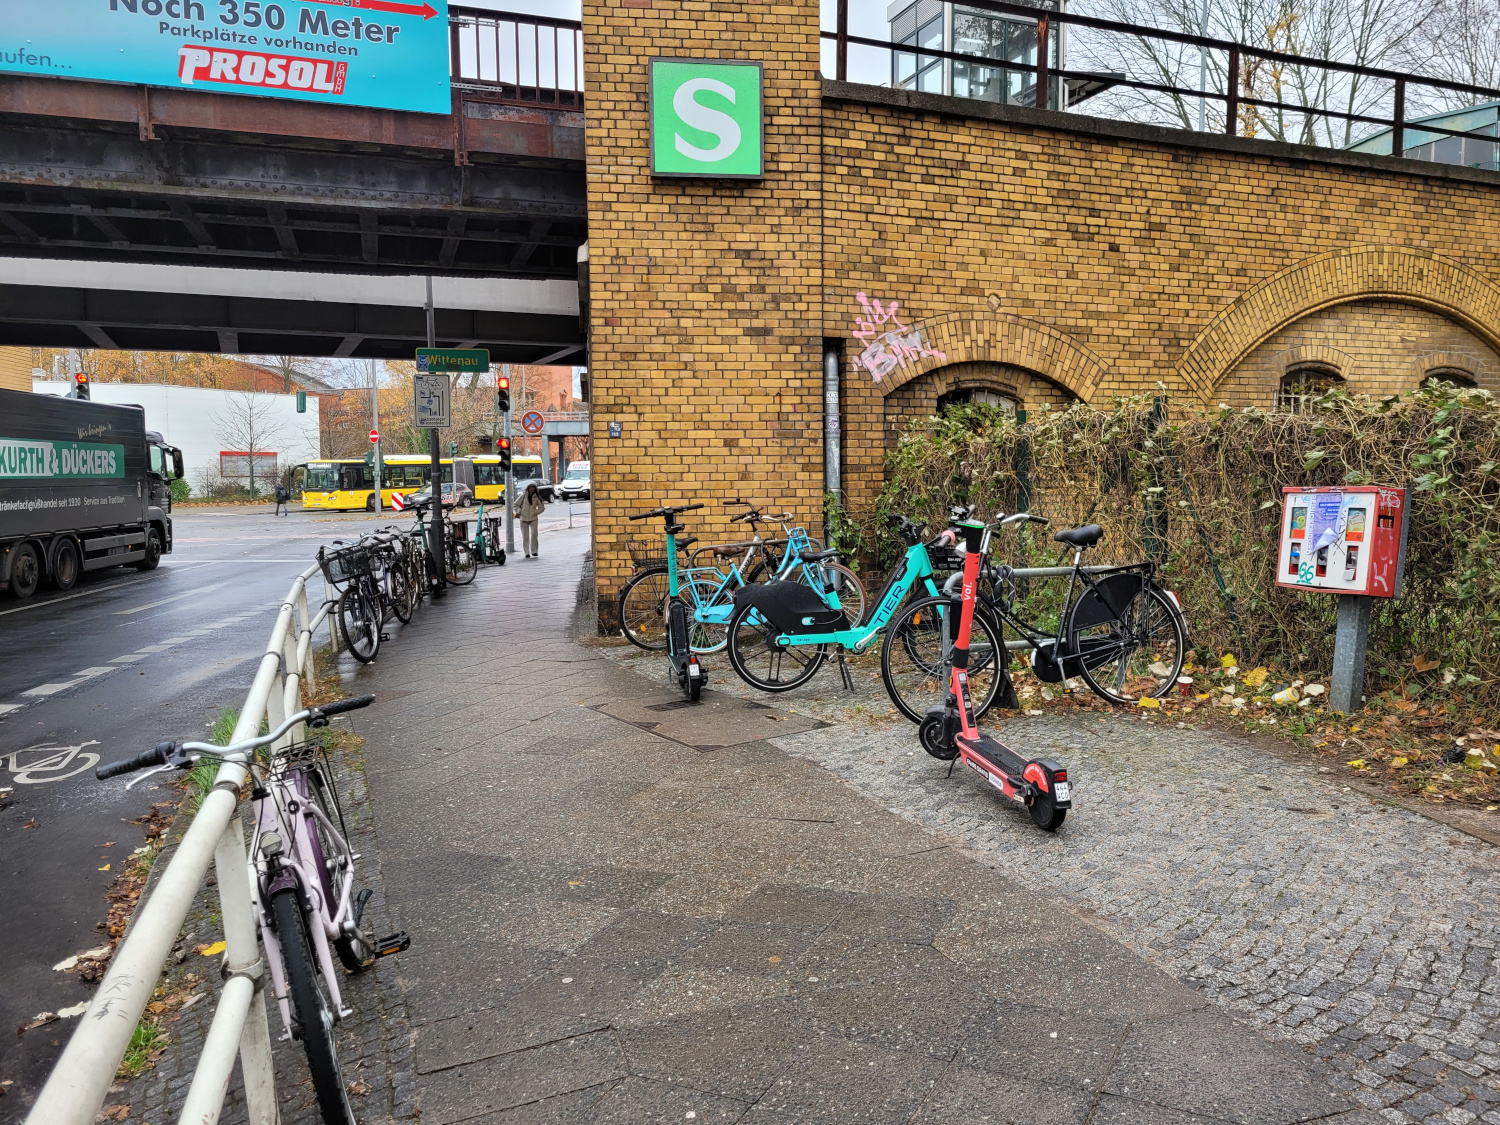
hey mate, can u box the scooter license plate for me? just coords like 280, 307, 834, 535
1053, 781, 1072, 804
688, 664, 702, 678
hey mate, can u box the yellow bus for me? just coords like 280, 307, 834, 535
458, 454, 551, 503
297, 456, 454, 511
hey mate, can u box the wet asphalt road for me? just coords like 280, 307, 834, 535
0, 503, 403, 1121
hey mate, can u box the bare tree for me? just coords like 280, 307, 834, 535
1400, 0, 1500, 113
1070, 0, 1436, 146
211, 392, 289, 500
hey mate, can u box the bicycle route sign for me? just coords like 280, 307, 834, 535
414, 374, 451, 429
521, 411, 546, 436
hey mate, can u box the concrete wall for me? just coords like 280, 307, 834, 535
31, 381, 320, 491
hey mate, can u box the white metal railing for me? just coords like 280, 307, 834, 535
27, 563, 339, 1125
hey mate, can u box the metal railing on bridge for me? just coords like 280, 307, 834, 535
450, 6, 584, 109
823, 0, 1500, 161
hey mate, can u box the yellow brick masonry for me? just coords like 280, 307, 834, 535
581, 0, 1500, 622
582, 0, 825, 620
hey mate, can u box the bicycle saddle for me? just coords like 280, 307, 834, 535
713, 544, 748, 558
799, 547, 841, 562
1053, 524, 1104, 547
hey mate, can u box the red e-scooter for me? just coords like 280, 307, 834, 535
918, 512, 1073, 831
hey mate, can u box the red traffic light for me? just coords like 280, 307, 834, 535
496, 375, 510, 390
73, 371, 91, 400
496, 436, 511, 451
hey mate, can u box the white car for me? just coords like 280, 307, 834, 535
556, 460, 591, 501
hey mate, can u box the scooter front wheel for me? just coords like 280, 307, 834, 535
918, 713, 958, 760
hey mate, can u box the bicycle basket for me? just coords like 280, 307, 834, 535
627, 538, 666, 571
319, 544, 372, 585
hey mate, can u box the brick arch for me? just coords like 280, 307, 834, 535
1274, 344, 1355, 378
1177, 247, 1500, 403
872, 312, 1108, 404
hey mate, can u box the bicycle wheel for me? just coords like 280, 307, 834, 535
389, 560, 414, 624
448, 541, 477, 586
305, 767, 374, 973
1071, 583, 1186, 704
618, 567, 671, 650
270, 887, 358, 1125
818, 560, 866, 627
725, 602, 829, 692
338, 583, 380, 664
685, 576, 732, 654
881, 595, 1004, 724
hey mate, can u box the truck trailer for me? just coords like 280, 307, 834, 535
0, 388, 184, 599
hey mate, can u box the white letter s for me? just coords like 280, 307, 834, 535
673, 78, 741, 163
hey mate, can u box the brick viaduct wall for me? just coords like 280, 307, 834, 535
581, 0, 1500, 622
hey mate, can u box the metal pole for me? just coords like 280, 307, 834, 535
426, 278, 445, 597
1392, 78, 1406, 158
503, 362, 515, 554
1197, 0, 1207, 130
370, 358, 381, 512
822, 343, 841, 497
1035, 14, 1050, 110
1329, 594, 1372, 713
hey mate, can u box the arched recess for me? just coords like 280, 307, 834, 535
1175, 247, 1500, 404
872, 311, 1109, 405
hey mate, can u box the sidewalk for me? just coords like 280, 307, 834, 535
350, 526, 1368, 1124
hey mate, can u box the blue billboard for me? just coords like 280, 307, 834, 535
0, 0, 451, 115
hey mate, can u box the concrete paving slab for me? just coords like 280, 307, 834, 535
596, 690, 828, 750
911, 1065, 1095, 1124
415, 1030, 627, 1124
587, 1076, 749, 1122
1104, 1007, 1352, 1124
956, 999, 1130, 1091
738, 1034, 947, 1124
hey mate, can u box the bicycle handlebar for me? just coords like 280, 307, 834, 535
628, 503, 705, 521
96, 742, 174, 780
95, 696, 377, 780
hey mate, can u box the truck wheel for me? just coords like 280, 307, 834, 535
51, 539, 79, 592
136, 529, 163, 572
8, 543, 40, 599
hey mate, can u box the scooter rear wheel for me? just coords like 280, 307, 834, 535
1029, 792, 1067, 832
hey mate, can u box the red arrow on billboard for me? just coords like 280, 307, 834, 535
303, 0, 438, 18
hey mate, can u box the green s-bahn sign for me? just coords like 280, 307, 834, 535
649, 59, 764, 178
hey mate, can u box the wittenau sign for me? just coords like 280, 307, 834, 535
649, 59, 763, 178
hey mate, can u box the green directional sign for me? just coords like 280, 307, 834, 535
416, 348, 490, 374
649, 59, 764, 178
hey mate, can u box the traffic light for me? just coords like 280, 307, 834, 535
296, 390, 307, 414
72, 372, 90, 400
496, 435, 512, 472
496, 374, 511, 414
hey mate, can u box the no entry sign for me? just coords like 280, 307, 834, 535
521, 411, 545, 436
369, 430, 379, 443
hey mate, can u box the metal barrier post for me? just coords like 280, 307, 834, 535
178, 818, 278, 1125
296, 586, 316, 694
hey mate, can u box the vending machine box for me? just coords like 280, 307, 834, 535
1276, 486, 1408, 598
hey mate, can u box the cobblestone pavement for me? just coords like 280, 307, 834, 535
114, 720, 416, 1125
603, 642, 1500, 1125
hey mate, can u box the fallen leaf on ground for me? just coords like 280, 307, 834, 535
1392, 757, 1409, 767
53, 945, 111, 972
1221, 653, 1238, 668
1137, 697, 1161, 709
346, 1080, 371, 1098
96, 1105, 129, 1121
22, 819, 35, 829
1241, 667, 1270, 688
97, 864, 110, 872
20, 1012, 58, 1032
1347, 759, 1367, 769
56, 1002, 88, 1018
1413, 654, 1441, 673
195, 941, 226, 957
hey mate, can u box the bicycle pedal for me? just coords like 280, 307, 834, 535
379, 632, 390, 642
374, 932, 411, 957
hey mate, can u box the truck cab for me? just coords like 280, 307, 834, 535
146, 431, 184, 552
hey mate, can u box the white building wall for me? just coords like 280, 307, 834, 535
31, 381, 321, 487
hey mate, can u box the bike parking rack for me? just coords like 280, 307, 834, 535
27, 564, 341, 1125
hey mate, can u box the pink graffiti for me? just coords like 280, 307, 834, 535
852, 292, 945, 382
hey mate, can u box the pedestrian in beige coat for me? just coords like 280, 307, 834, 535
514, 483, 547, 558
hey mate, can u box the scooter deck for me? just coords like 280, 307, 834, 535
959, 732, 1026, 778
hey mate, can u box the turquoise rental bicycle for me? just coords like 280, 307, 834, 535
628, 503, 706, 701
725, 511, 1007, 722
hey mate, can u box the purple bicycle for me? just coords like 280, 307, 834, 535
96, 696, 409, 1125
